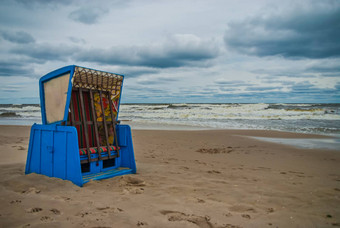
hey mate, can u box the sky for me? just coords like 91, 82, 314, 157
0, 0, 339, 104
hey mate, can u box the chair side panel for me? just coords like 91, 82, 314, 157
117, 125, 136, 173
25, 125, 83, 186
53, 131, 67, 179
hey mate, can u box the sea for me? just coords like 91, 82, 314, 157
0, 103, 340, 137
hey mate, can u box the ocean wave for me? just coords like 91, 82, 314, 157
120, 103, 340, 120
0, 112, 21, 117
1, 103, 339, 136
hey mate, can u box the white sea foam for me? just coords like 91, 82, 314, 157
1, 103, 339, 136
118, 103, 340, 136
119, 103, 340, 121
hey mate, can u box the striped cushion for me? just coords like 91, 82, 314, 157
79, 146, 118, 155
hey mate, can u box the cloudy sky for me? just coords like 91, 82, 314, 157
0, 0, 339, 104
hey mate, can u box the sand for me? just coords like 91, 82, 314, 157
0, 125, 339, 228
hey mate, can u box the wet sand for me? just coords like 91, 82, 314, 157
0, 125, 339, 227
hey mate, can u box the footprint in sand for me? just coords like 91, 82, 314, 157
137, 221, 148, 226
40, 216, 53, 222
241, 214, 251, 219
76, 211, 91, 217
120, 176, 146, 194
229, 205, 257, 213
10, 200, 21, 204
195, 160, 207, 165
22, 187, 41, 194
50, 209, 61, 215
54, 196, 71, 201
224, 212, 233, 217
123, 187, 144, 194
26, 208, 43, 213
160, 210, 212, 228
266, 208, 275, 213
257, 167, 271, 170
96, 206, 110, 211
195, 198, 205, 203
207, 170, 221, 174
196, 148, 230, 154
95, 207, 123, 214
222, 224, 242, 228
96, 206, 118, 215
121, 176, 146, 187
288, 171, 304, 175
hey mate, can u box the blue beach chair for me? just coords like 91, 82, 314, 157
25, 66, 136, 186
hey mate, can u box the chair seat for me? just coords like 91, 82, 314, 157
79, 146, 118, 155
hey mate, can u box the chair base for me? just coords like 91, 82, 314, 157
82, 167, 134, 184
26, 124, 136, 187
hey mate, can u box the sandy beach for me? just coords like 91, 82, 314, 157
0, 125, 339, 228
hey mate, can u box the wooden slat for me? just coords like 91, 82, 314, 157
72, 87, 118, 95
99, 91, 111, 159
89, 89, 102, 161
81, 158, 96, 164
68, 120, 94, 126
69, 95, 75, 126
79, 88, 91, 163
108, 92, 120, 158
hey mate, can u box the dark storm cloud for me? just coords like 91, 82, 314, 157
290, 81, 315, 92
307, 65, 340, 73
214, 80, 253, 87
335, 82, 340, 90
260, 79, 296, 85
123, 68, 159, 78
69, 7, 108, 24
305, 62, 340, 77
68, 36, 86, 44
219, 87, 238, 92
246, 86, 281, 91
0, 61, 34, 76
178, 87, 214, 94
126, 86, 167, 94
74, 35, 219, 68
252, 68, 316, 78
15, 0, 70, 6
11, 43, 79, 62
138, 77, 179, 85
0, 87, 22, 92
224, 1, 340, 59
214, 80, 243, 85
1, 30, 35, 44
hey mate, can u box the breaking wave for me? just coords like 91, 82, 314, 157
1, 103, 339, 136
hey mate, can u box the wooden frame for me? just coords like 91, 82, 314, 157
68, 88, 120, 163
